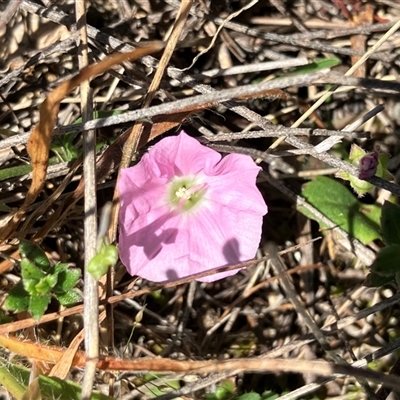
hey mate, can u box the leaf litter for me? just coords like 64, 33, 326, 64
1, 1, 400, 399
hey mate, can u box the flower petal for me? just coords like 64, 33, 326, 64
119, 202, 264, 282
147, 131, 222, 176
203, 153, 268, 216
118, 165, 169, 218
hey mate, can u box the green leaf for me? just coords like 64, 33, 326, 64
29, 292, 51, 320
215, 381, 235, 399
52, 110, 126, 161
3, 283, 30, 313
236, 393, 261, 400
0, 164, 33, 182
54, 268, 81, 292
21, 260, 45, 293
35, 274, 58, 295
205, 380, 236, 400
87, 244, 118, 280
298, 176, 381, 244
261, 391, 280, 400
381, 201, 400, 245
19, 240, 51, 271
0, 203, 11, 212
53, 262, 70, 275
139, 373, 180, 397
370, 244, 400, 277
4, 361, 114, 400
56, 290, 81, 306
288, 57, 341, 74
364, 272, 394, 287
21, 259, 44, 281
0, 158, 60, 182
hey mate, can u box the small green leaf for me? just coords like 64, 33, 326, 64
29, 292, 51, 320
20, 240, 51, 271
87, 244, 118, 280
53, 262, 70, 275
216, 381, 235, 398
5, 361, 114, 400
288, 57, 341, 74
35, 274, 58, 295
21, 260, 45, 293
381, 201, 400, 245
370, 244, 400, 277
237, 393, 261, 400
298, 176, 381, 244
21, 259, 44, 281
22, 279, 37, 294
139, 373, 180, 397
0, 164, 33, 182
3, 283, 30, 313
56, 291, 81, 306
0, 203, 11, 212
0, 158, 60, 182
52, 110, 126, 161
348, 174, 374, 196
54, 268, 81, 292
261, 391, 280, 400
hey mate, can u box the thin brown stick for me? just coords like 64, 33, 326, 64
0, 0, 23, 31
108, 0, 194, 243
74, 1, 98, 398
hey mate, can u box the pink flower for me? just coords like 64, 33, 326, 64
118, 131, 267, 283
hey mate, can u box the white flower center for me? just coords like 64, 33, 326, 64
175, 187, 191, 200
168, 177, 207, 212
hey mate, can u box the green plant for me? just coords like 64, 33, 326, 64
204, 382, 301, 400
366, 201, 400, 287
336, 144, 392, 197
0, 361, 113, 400
3, 240, 81, 320
205, 380, 236, 400
87, 241, 118, 281
51, 110, 126, 162
298, 176, 381, 245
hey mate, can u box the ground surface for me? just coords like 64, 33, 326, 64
1, 1, 400, 399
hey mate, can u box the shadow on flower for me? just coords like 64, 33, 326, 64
120, 202, 245, 282
122, 211, 178, 262
164, 237, 242, 282
222, 237, 241, 264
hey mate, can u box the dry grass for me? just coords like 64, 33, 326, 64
1, 1, 400, 399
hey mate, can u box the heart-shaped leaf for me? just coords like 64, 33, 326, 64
299, 176, 381, 244
381, 201, 400, 246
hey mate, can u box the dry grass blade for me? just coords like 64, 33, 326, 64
40, 74, 399, 136
0, 41, 164, 241
0, 0, 22, 31
264, 242, 377, 397
2, 331, 400, 393
267, 16, 400, 151
109, 0, 194, 243
181, 0, 259, 71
